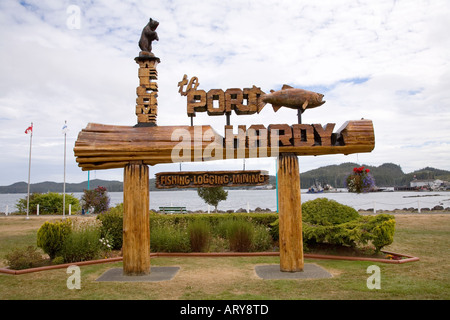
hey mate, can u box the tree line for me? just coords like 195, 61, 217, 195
2, 163, 449, 193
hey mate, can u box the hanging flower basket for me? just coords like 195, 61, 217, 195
346, 166, 375, 193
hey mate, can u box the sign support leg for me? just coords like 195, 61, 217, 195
277, 153, 304, 272
123, 162, 150, 275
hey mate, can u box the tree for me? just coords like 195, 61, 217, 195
197, 187, 228, 212
81, 186, 110, 213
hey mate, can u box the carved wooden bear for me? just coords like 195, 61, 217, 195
139, 18, 159, 54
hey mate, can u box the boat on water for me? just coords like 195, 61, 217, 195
307, 183, 324, 193
307, 182, 340, 194
307, 187, 323, 194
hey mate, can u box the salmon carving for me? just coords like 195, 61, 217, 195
257, 84, 326, 113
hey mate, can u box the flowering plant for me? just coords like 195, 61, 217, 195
81, 186, 110, 213
345, 166, 376, 193
99, 235, 114, 258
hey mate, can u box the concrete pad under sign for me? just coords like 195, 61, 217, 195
255, 264, 332, 280
96, 267, 180, 282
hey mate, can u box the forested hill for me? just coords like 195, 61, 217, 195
300, 162, 450, 188
1, 163, 449, 193
0, 179, 124, 194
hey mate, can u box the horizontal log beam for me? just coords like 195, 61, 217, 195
74, 120, 374, 170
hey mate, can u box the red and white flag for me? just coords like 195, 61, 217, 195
25, 124, 33, 134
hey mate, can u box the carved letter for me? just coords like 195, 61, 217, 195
268, 124, 292, 146
206, 89, 225, 116
177, 74, 188, 95
225, 88, 243, 113
225, 125, 246, 159
247, 124, 267, 158
187, 90, 207, 117
313, 123, 336, 146
292, 124, 315, 146
237, 86, 264, 115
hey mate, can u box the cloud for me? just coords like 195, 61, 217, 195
0, 0, 449, 186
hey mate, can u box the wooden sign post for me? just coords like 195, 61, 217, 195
277, 153, 303, 271
74, 18, 375, 276
123, 162, 150, 275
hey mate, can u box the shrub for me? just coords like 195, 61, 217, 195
226, 220, 254, 252
5, 246, 47, 270
251, 225, 273, 252
60, 227, 103, 263
214, 219, 234, 239
151, 212, 278, 230
188, 220, 211, 252
15, 193, 40, 214
302, 213, 395, 252
269, 219, 279, 241
270, 199, 395, 252
94, 209, 278, 253
361, 214, 396, 252
97, 204, 123, 250
52, 256, 65, 265
150, 225, 190, 252
81, 186, 110, 214
302, 198, 360, 226
36, 219, 72, 259
16, 192, 80, 215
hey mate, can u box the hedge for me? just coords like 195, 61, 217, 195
302, 214, 395, 252
97, 207, 278, 252
271, 198, 395, 252
16, 192, 81, 215
97, 199, 395, 253
150, 212, 278, 228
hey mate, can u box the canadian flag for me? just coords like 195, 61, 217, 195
25, 124, 33, 134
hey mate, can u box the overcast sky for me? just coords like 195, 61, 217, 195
0, 0, 449, 186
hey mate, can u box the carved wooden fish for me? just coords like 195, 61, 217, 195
257, 84, 325, 113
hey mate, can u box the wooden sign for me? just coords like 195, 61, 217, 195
178, 75, 265, 116
155, 170, 269, 189
178, 76, 326, 123
74, 120, 374, 171
74, 19, 377, 276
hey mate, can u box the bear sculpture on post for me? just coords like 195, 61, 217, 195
138, 18, 159, 56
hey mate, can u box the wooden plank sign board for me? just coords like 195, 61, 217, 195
74, 120, 375, 170
155, 170, 269, 189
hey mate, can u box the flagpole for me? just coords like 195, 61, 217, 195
63, 121, 67, 219
26, 122, 33, 220
86, 170, 90, 215
276, 158, 278, 213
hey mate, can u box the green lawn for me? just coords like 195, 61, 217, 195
0, 214, 449, 300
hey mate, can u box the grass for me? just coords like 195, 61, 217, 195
0, 214, 449, 300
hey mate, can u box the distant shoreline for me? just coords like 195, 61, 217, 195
2, 162, 449, 193
2, 210, 450, 217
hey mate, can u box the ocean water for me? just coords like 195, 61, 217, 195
1, 189, 450, 213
